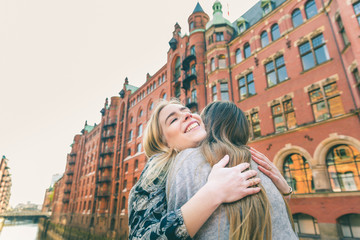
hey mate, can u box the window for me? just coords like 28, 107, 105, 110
149, 101, 154, 111
261, 31, 269, 47
130, 116, 133, 123
235, 49, 242, 64
353, 68, 360, 93
308, 82, 345, 121
123, 180, 127, 190
190, 45, 196, 56
137, 143, 142, 153
121, 197, 126, 210
293, 213, 320, 238
191, 64, 196, 75
271, 99, 297, 132
244, 43, 251, 59
134, 159, 138, 170
271, 24, 280, 41
158, 77, 161, 85
292, 9, 303, 28
129, 130, 133, 141
175, 84, 181, 98
326, 145, 360, 192
208, 35, 214, 45
336, 15, 349, 47
174, 57, 181, 81
216, 32, 224, 41
305, 0, 318, 19
162, 74, 165, 83
190, 21, 194, 30
153, 82, 156, 89
218, 55, 226, 69
139, 110, 143, 117
249, 111, 261, 139
125, 163, 128, 173
162, 93, 167, 100
338, 214, 360, 238
283, 153, 314, 194
133, 177, 138, 184
212, 85, 217, 101
127, 148, 131, 156
191, 89, 197, 103
210, 58, 215, 71
238, 72, 255, 100
220, 83, 229, 100
238, 23, 246, 34
263, 3, 271, 15
265, 55, 288, 87
299, 34, 330, 71
137, 124, 143, 137
354, 1, 360, 25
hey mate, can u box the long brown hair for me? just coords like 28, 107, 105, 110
200, 101, 272, 240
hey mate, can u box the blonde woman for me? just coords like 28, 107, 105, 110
167, 101, 297, 239
128, 100, 292, 239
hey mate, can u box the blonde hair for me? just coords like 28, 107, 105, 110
140, 99, 182, 187
200, 101, 272, 240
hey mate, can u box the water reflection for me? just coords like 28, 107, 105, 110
0, 221, 39, 240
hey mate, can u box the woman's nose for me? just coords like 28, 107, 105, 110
183, 112, 192, 121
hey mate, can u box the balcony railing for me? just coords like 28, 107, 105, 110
65, 179, 73, 184
68, 159, 76, 165
70, 152, 77, 157
97, 190, 111, 197
182, 54, 196, 71
103, 119, 117, 128
99, 161, 113, 169
97, 175, 112, 183
62, 196, 70, 203
66, 170, 74, 176
64, 188, 71, 194
102, 131, 116, 140
100, 147, 114, 156
182, 72, 197, 90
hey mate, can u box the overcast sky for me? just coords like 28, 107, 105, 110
0, 0, 259, 206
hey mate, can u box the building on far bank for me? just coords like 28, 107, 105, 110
49, 0, 360, 239
0, 156, 11, 213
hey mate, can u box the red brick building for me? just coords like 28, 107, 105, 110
50, 0, 360, 239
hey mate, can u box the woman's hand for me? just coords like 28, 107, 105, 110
250, 147, 291, 196
205, 155, 261, 205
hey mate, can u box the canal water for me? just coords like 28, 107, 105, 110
0, 221, 40, 240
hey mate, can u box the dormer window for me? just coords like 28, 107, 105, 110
238, 23, 246, 34
263, 3, 271, 15
261, 0, 274, 16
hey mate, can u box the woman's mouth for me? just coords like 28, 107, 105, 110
185, 122, 200, 133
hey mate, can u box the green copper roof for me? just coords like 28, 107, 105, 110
125, 84, 139, 94
84, 124, 95, 133
206, 1, 232, 30
192, 2, 204, 14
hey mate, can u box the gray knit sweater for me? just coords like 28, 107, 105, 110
166, 147, 298, 240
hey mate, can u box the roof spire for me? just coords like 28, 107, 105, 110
193, 2, 204, 14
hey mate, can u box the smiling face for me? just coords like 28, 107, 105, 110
159, 104, 207, 151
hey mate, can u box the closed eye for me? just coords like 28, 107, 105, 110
170, 118, 177, 124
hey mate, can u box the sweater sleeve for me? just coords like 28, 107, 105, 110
128, 160, 191, 240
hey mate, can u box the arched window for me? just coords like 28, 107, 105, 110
190, 45, 196, 56
338, 214, 360, 238
162, 93, 167, 100
218, 55, 226, 69
235, 49, 242, 64
137, 124, 143, 137
292, 9, 303, 28
244, 43, 251, 58
326, 144, 360, 192
210, 58, 215, 71
271, 24, 280, 41
305, 0, 318, 19
261, 31, 269, 47
293, 213, 320, 237
149, 101, 154, 111
174, 57, 181, 81
139, 109, 143, 117
283, 153, 314, 194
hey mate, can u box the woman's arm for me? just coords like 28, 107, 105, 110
129, 155, 260, 239
250, 147, 293, 199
